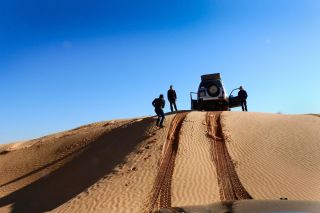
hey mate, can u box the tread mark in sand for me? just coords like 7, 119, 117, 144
145, 112, 188, 213
206, 112, 252, 201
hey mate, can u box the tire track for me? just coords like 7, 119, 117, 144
145, 112, 188, 213
206, 112, 252, 201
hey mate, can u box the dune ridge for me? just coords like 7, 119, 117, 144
144, 112, 188, 212
172, 112, 220, 207
0, 112, 320, 212
206, 112, 252, 200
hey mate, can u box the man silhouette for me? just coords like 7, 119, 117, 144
238, 86, 248, 111
152, 94, 165, 128
167, 85, 177, 112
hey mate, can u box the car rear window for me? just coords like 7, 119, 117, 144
199, 80, 222, 88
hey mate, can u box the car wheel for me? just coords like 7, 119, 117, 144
207, 84, 220, 97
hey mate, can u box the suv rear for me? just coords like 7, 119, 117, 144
190, 73, 242, 111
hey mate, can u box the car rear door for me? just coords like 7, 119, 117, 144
228, 96, 242, 108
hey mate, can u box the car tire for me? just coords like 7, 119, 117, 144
207, 83, 220, 97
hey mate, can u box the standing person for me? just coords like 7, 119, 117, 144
152, 94, 165, 128
167, 85, 178, 112
238, 86, 248, 111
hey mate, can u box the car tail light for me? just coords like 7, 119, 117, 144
199, 91, 206, 97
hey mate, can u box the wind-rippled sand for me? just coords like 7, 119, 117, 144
0, 112, 319, 212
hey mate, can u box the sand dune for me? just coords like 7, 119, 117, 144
223, 112, 320, 201
0, 112, 319, 212
171, 112, 220, 206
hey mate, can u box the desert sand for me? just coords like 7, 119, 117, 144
0, 111, 320, 212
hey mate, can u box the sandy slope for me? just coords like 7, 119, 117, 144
223, 112, 320, 200
0, 112, 319, 213
171, 112, 220, 206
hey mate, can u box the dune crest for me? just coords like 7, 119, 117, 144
0, 112, 320, 212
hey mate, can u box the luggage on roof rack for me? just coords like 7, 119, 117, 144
201, 73, 221, 81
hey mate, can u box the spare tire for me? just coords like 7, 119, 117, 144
207, 84, 220, 97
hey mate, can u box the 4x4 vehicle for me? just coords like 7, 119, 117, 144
190, 73, 242, 111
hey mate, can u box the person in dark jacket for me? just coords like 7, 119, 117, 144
167, 85, 177, 112
152, 94, 165, 127
238, 86, 248, 111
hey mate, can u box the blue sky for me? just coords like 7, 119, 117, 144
1, 0, 319, 143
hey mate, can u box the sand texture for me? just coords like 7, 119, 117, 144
0, 112, 320, 212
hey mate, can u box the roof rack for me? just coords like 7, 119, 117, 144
201, 73, 221, 81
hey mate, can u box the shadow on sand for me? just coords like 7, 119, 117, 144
0, 117, 154, 213
164, 110, 191, 116
159, 200, 320, 213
